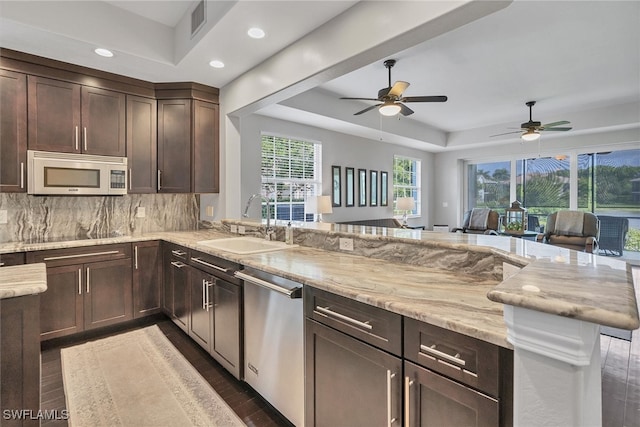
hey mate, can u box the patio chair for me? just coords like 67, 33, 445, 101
597, 215, 629, 257
452, 208, 500, 235
537, 210, 599, 253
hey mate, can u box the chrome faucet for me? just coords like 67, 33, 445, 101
243, 188, 275, 240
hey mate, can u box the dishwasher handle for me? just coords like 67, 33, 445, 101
235, 271, 302, 299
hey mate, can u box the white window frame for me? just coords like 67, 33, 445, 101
393, 155, 422, 218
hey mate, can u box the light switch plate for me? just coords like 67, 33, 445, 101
238, 226, 246, 235
339, 238, 354, 251
206, 205, 214, 216
230, 224, 238, 233
136, 207, 146, 218
0, 210, 7, 224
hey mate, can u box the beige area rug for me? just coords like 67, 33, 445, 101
61, 326, 245, 427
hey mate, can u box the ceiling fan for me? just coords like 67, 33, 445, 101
339, 59, 447, 117
491, 101, 572, 141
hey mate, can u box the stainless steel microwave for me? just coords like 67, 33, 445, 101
27, 150, 127, 195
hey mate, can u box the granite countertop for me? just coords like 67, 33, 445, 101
1, 222, 638, 349
0, 263, 47, 299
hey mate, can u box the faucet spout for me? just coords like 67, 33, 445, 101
243, 190, 275, 240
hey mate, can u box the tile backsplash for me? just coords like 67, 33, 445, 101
0, 193, 199, 243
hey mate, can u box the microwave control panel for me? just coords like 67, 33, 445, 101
110, 170, 126, 189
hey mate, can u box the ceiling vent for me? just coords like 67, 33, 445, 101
191, 0, 206, 38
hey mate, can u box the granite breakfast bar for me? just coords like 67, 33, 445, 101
0, 221, 638, 426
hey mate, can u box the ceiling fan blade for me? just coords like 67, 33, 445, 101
340, 97, 380, 101
541, 120, 570, 128
399, 103, 414, 116
541, 127, 572, 132
401, 95, 448, 103
354, 104, 381, 115
388, 81, 409, 98
489, 130, 523, 137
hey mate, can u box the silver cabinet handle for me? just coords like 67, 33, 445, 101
404, 377, 414, 427
314, 305, 373, 330
157, 170, 162, 190
75, 126, 79, 150
420, 344, 466, 367
86, 267, 90, 293
171, 250, 187, 257
206, 280, 213, 311
191, 257, 228, 273
202, 279, 206, 310
20, 162, 24, 189
387, 370, 396, 427
129, 168, 132, 190
0, 263, 5, 267
43, 250, 120, 261
170, 261, 186, 268
78, 268, 82, 295
83, 127, 87, 151
134, 245, 139, 269
235, 271, 301, 298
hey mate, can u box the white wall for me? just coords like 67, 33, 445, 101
239, 114, 434, 227
433, 127, 640, 229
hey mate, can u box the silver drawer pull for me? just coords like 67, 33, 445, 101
315, 306, 373, 330
170, 261, 186, 268
0, 262, 4, 267
420, 343, 466, 367
404, 376, 414, 427
191, 257, 228, 273
171, 249, 186, 257
43, 250, 120, 261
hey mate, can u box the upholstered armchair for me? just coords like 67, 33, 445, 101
452, 208, 500, 235
537, 211, 599, 253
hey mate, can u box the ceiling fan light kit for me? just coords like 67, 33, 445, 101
521, 129, 541, 141
340, 59, 447, 117
491, 100, 572, 140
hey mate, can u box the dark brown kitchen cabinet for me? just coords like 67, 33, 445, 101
132, 241, 162, 318
27, 243, 133, 340
0, 69, 27, 193
27, 75, 125, 156
404, 360, 499, 427
192, 100, 219, 193
189, 267, 213, 351
127, 95, 157, 193
0, 252, 25, 267
162, 243, 190, 333
1, 293, 40, 427
305, 319, 402, 427
157, 99, 192, 193
211, 277, 241, 376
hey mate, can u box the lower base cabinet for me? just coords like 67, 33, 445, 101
132, 241, 162, 318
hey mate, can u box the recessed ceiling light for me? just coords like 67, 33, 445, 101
247, 27, 265, 39
209, 60, 225, 69
94, 48, 114, 58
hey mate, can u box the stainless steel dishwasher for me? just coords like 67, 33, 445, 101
235, 267, 304, 426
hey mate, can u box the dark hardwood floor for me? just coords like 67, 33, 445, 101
39, 267, 640, 427
39, 317, 292, 427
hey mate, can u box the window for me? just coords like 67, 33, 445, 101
517, 155, 570, 219
467, 161, 510, 209
393, 155, 421, 216
261, 134, 322, 222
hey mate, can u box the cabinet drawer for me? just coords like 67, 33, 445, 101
305, 287, 402, 356
0, 252, 25, 267
26, 243, 131, 267
189, 249, 241, 284
404, 318, 501, 397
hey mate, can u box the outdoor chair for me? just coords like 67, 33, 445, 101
537, 210, 599, 253
452, 208, 500, 235
597, 215, 629, 257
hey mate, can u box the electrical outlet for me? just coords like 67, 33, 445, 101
238, 226, 246, 235
0, 210, 7, 224
442, 202, 448, 208
230, 224, 238, 234
339, 238, 354, 251
206, 205, 214, 216
135, 207, 146, 218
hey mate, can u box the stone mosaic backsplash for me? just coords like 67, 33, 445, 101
0, 193, 199, 243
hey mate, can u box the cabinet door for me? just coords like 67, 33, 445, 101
157, 99, 191, 193
192, 100, 219, 193
40, 265, 84, 340
81, 86, 125, 156
127, 95, 157, 193
0, 69, 27, 192
162, 246, 175, 316
27, 75, 81, 153
172, 259, 191, 332
212, 278, 241, 377
404, 360, 499, 427
305, 319, 402, 427
83, 258, 133, 330
132, 241, 162, 318
189, 268, 213, 352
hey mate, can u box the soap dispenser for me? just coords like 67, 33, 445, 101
285, 222, 294, 245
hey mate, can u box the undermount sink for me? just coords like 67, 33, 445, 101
196, 237, 297, 255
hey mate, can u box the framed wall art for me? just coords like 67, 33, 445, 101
332, 165, 341, 207
345, 167, 355, 207
358, 169, 367, 206
380, 171, 388, 206
370, 170, 378, 206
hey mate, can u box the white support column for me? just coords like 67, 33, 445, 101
503, 305, 602, 427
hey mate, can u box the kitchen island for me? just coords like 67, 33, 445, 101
0, 221, 637, 426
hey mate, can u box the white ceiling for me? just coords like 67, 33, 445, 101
1, 1, 638, 153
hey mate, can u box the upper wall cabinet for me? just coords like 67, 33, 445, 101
127, 95, 157, 193
156, 83, 220, 194
27, 76, 125, 156
0, 69, 27, 192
